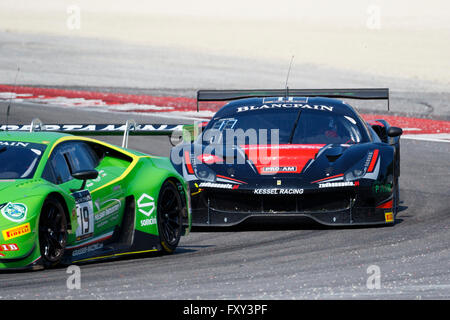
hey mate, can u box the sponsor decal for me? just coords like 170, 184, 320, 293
385, 212, 394, 223
318, 181, 358, 188
0, 124, 184, 133
253, 188, 304, 195
0, 141, 29, 147
1, 202, 27, 222
86, 170, 107, 188
363, 151, 373, 170
94, 202, 121, 222
72, 190, 95, 241
262, 97, 308, 103
72, 242, 104, 257
140, 218, 157, 227
236, 104, 334, 113
137, 194, 157, 227
241, 144, 324, 175
137, 193, 155, 217
2, 223, 31, 241
367, 149, 379, 173
261, 166, 297, 173
0, 243, 19, 253
198, 182, 234, 189
373, 183, 393, 194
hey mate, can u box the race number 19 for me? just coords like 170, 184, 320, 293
72, 190, 94, 240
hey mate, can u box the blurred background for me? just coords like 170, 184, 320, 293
0, 0, 449, 114
0, 1, 449, 300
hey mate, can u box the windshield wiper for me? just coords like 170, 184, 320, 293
288, 110, 302, 144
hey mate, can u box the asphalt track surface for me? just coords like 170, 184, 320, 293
0, 100, 448, 300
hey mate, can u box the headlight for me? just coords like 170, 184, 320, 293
194, 163, 216, 182
344, 153, 370, 181
344, 168, 365, 181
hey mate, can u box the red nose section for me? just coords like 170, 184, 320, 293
241, 144, 325, 174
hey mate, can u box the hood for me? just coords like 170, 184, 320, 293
193, 143, 375, 185
240, 144, 325, 175
0, 179, 46, 202
0, 180, 22, 194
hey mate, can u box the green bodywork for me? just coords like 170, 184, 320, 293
0, 131, 191, 270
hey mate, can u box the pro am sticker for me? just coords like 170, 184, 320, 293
1, 202, 27, 222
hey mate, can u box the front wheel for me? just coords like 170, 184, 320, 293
39, 197, 68, 267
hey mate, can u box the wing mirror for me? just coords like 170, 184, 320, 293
387, 126, 403, 137
71, 169, 99, 192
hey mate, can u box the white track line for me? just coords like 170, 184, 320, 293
402, 134, 450, 143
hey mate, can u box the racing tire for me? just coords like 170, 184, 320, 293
157, 180, 184, 254
393, 175, 400, 219
39, 197, 68, 268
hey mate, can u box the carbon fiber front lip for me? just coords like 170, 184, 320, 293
191, 206, 391, 227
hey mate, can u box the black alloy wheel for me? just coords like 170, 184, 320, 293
157, 181, 184, 253
39, 197, 68, 267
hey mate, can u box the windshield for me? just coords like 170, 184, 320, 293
0, 141, 47, 179
203, 108, 370, 145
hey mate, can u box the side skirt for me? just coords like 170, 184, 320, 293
64, 230, 161, 265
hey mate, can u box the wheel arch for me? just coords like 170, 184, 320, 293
163, 176, 188, 210
44, 192, 72, 231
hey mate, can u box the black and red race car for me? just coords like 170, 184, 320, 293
170, 89, 402, 227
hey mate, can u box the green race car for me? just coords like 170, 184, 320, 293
0, 120, 191, 271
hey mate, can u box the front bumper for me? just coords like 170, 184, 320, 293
0, 217, 42, 270
0, 244, 42, 271
189, 183, 395, 227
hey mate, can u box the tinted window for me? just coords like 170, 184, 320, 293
291, 111, 366, 144
65, 142, 98, 173
43, 141, 99, 185
203, 108, 369, 145
49, 151, 73, 184
0, 141, 46, 179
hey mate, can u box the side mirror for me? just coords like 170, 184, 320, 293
71, 169, 99, 192
387, 126, 403, 137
